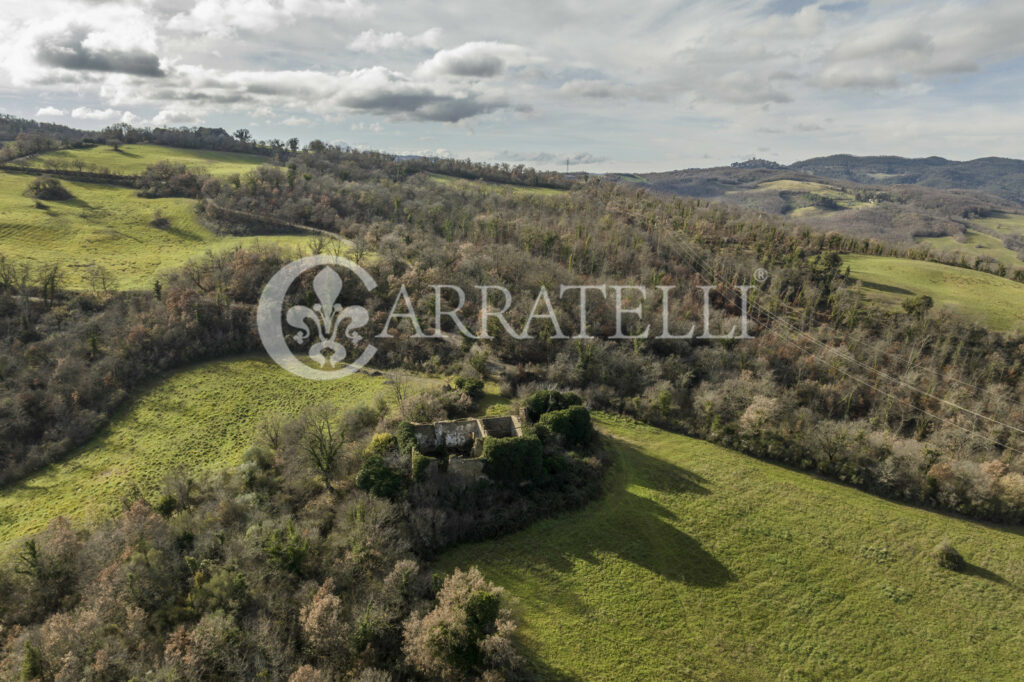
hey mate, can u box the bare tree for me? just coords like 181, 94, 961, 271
303, 407, 343, 492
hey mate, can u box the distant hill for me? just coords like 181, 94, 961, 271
606, 166, 1019, 245
790, 154, 1024, 205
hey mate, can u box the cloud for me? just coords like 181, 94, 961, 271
35, 25, 164, 77
336, 66, 504, 120
152, 105, 204, 126
35, 106, 65, 117
415, 42, 536, 78
168, 0, 371, 38
348, 27, 441, 52
498, 150, 606, 166
70, 106, 137, 123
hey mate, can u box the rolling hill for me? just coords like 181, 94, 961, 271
842, 254, 1024, 332
15, 143, 267, 177
0, 168, 311, 289
791, 155, 1024, 205
0, 356, 425, 547
442, 416, 1024, 680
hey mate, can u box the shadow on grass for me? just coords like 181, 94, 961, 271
111, 148, 141, 158
527, 440, 732, 587
621, 441, 710, 496
153, 220, 205, 242
859, 280, 914, 296
520, 655, 583, 681
962, 561, 1012, 587
62, 197, 93, 210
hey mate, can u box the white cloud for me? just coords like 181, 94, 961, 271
36, 105, 65, 117
349, 28, 441, 53
71, 106, 122, 120
415, 42, 539, 79
168, 0, 372, 38
4, 0, 1024, 169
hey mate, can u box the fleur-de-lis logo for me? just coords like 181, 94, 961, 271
258, 255, 377, 380
286, 267, 369, 368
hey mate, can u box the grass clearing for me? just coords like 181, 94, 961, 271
19, 144, 267, 177
921, 229, 1024, 270
0, 357, 437, 547
842, 254, 1024, 333
425, 173, 567, 197
0, 170, 311, 289
441, 416, 1024, 680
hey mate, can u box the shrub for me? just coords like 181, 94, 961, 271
524, 390, 583, 422
539, 405, 594, 449
412, 452, 433, 481
356, 454, 409, 499
481, 436, 543, 484
402, 567, 519, 679
27, 175, 72, 200
395, 421, 419, 457
366, 432, 399, 459
136, 161, 208, 198
933, 541, 965, 571
262, 521, 310, 575
450, 376, 485, 399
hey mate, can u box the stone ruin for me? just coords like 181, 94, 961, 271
410, 415, 522, 458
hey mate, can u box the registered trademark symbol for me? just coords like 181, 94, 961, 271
754, 268, 769, 283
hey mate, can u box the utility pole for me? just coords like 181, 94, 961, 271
566, 158, 569, 174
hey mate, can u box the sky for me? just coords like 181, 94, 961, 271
2, 0, 1024, 172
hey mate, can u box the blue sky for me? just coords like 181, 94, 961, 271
2, 0, 1023, 172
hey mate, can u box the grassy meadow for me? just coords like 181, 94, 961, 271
0, 357, 436, 546
442, 416, 1024, 680
920, 211, 1024, 270
425, 173, 568, 197
18, 143, 267, 177
0, 170, 311, 289
842, 254, 1024, 332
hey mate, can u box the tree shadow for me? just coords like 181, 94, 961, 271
111, 148, 141, 158
859, 280, 914, 296
152, 220, 204, 242
63, 197, 93, 210
619, 441, 710, 496
519, 654, 583, 681
531, 488, 732, 586
962, 561, 1012, 587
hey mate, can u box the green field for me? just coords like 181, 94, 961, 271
0, 170, 311, 289
442, 416, 1024, 680
19, 143, 267, 177
425, 173, 567, 197
842, 254, 1024, 332
921, 211, 1024, 270
921, 229, 1024, 269
0, 357, 434, 546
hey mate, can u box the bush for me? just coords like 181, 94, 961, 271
366, 432, 399, 459
27, 175, 72, 200
395, 421, 419, 457
412, 452, 433, 481
450, 376, 485, 399
356, 454, 409, 499
524, 390, 583, 422
933, 541, 965, 571
481, 436, 543, 484
136, 161, 208, 198
539, 405, 594, 449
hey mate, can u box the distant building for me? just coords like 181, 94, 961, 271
731, 158, 784, 169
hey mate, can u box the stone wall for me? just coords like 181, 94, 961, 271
411, 415, 522, 458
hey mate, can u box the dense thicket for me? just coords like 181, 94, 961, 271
193, 147, 1024, 521
0, 389, 603, 679
4, 145, 1024, 525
